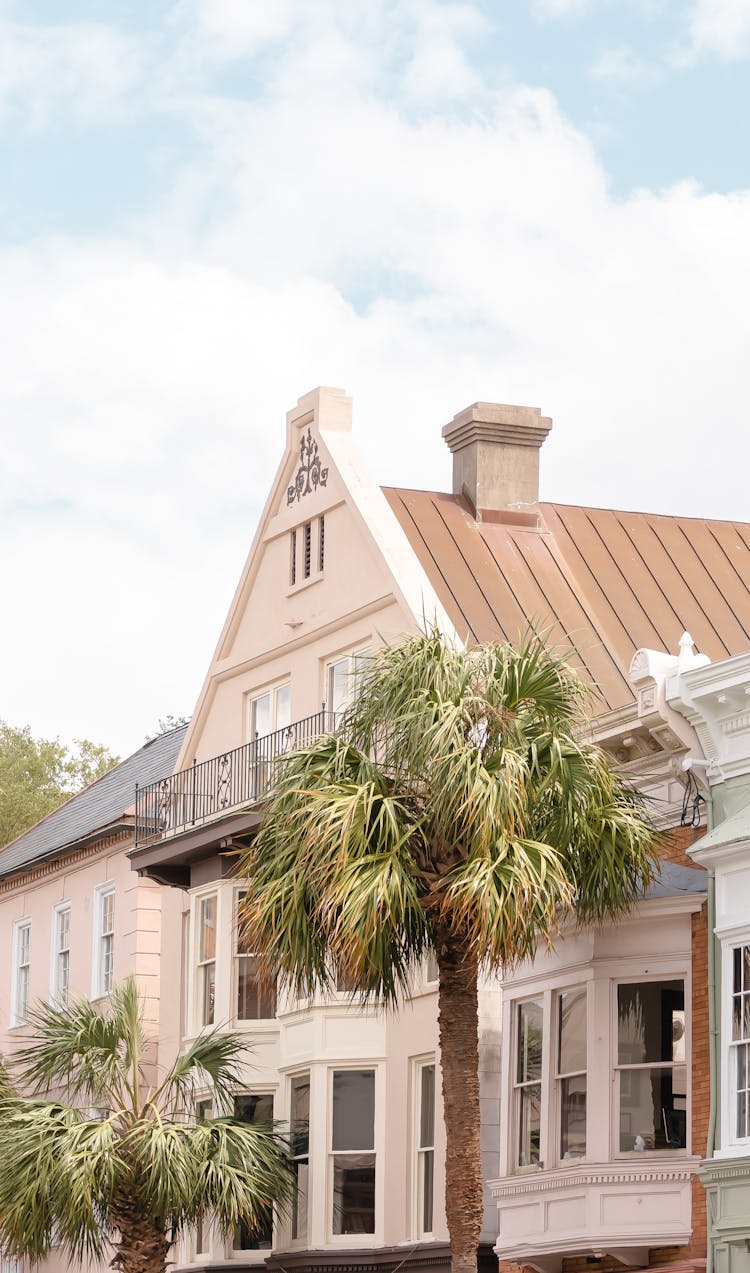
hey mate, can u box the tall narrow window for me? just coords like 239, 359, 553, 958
94, 886, 115, 997
13, 921, 31, 1024
326, 648, 371, 718
731, 947, 750, 1140
195, 1099, 212, 1255
318, 515, 325, 572
234, 1095, 274, 1250
303, 522, 312, 579
557, 987, 587, 1159
416, 1062, 435, 1237
331, 1069, 376, 1235
290, 1074, 310, 1242
236, 892, 276, 1020
290, 529, 297, 586
616, 980, 686, 1151
515, 999, 543, 1168
53, 906, 71, 1003
198, 895, 217, 1027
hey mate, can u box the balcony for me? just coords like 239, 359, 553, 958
134, 710, 335, 848
490, 1161, 700, 1273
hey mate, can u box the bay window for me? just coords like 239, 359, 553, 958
233, 1094, 274, 1251
330, 1069, 376, 1236
730, 945, 750, 1141
290, 1074, 310, 1243
616, 979, 686, 1151
235, 892, 275, 1020
515, 999, 543, 1169
198, 895, 217, 1027
557, 987, 587, 1160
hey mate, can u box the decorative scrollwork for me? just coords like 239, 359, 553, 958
217, 753, 232, 809
287, 428, 329, 505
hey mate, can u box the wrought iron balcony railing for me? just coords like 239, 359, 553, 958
134, 710, 336, 848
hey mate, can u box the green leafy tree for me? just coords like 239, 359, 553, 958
0, 979, 292, 1273
0, 721, 118, 848
238, 628, 656, 1273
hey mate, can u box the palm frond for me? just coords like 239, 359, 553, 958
155, 1030, 250, 1115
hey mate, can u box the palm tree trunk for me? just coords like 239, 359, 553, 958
435, 925, 483, 1273
110, 1193, 171, 1273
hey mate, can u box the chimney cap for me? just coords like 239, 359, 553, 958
442, 402, 552, 453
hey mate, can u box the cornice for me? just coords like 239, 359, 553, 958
490, 1159, 700, 1198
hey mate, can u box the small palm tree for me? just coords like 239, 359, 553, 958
238, 628, 656, 1273
0, 979, 292, 1273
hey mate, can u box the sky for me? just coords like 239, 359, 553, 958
2, 0, 750, 758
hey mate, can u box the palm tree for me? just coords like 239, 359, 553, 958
0, 978, 292, 1273
238, 628, 656, 1273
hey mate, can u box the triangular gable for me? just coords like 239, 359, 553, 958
173, 387, 455, 772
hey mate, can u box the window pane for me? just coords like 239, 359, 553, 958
292, 1159, 309, 1241
617, 981, 684, 1064
202, 963, 215, 1026
275, 684, 291, 732
200, 897, 216, 961
328, 659, 351, 715
560, 1074, 586, 1159
332, 1070, 375, 1151
291, 1075, 310, 1156
618, 1066, 687, 1151
420, 1064, 435, 1149
558, 988, 587, 1075
737, 1043, 750, 1139
237, 955, 276, 1019
421, 1148, 434, 1234
234, 1095, 274, 1249
252, 692, 272, 738
517, 1000, 543, 1083
332, 1154, 375, 1235
518, 1084, 541, 1167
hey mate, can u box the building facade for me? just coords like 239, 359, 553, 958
130, 387, 750, 1273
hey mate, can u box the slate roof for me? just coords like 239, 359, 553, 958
383, 489, 750, 713
644, 859, 707, 899
0, 725, 188, 881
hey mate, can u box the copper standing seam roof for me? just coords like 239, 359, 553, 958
382, 489, 750, 713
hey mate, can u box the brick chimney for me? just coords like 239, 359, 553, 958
442, 402, 552, 525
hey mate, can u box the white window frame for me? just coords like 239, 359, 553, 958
327, 1064, 382, 1245
228, 1090, 276, 1260
611, 974, 688, 1158
513, 995, 545, 1172
247, 682, 291, 743
720, 937, 750, 1153
196, 892, 218, 1030
92, 884, 115, 999
51, 902, 71, 1004
325, 646, 371, 719
234, 888, 276, 1023
289, 1071, 311, 1247
289, 516, 326, 591
411, 1056, 436, 1239
11, 918, 31, 1026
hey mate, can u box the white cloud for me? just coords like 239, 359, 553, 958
686, 0, 750, 57
0, 18, 145, 127
3, 0, 750, 756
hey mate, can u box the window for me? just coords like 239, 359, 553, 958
319, 515, 325, 572
290, 529, 297, 586
731, 946, 750, 1140
13, 920, 31, 1024
195, 1099, 213, 1256
326, 648, 371, 718
331, 1069, 376, 1236
94, 886, 115, 997
303, 522, 312, 579
557, 988, 587, 1160
248, 683, 291, 740
233, 1094, 274, 1251
235, 892, 276, 1020
290, 1075, 310, 1242
53, 905, 71, 1003
616, 980, 686, 1151
198, 895, 217, 1027
515, 1000, 543, 1168
415, 1062, 435, 1237
425, 951, 439, 985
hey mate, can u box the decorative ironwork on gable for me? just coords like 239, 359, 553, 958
287, 428, 329, 505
